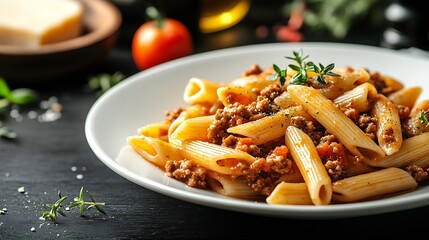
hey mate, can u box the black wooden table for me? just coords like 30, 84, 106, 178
2, 1, 429, 239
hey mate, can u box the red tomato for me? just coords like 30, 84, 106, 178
132, 18, 193, 70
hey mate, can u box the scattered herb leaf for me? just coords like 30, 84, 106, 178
0, 121, 17, 139
0, 77, 39, 139
41, 191, 69, 221
0, 77, 38, 105
267, 49, 340, 86
68, 187, 106, 217
41, 187, 106, 222
87, 71, 125, 97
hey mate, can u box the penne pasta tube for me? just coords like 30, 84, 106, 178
332, 167, 418, 203
364, 132, 429, 168
319, 68, 370, 99
266, 182, 313, 205
137, 121, 170, 141
404, 99, 429, 137
287, 85, 385, 160
183, 77, 226, 104
388, 86, 422, 108
169, 115, 215, 146
285, 126, 332, 205
274, 91, 297, 109
371, 94, 403, 155
333, 82, 378, 112
207, 172, 261, 199
227, 106, 312, 145
217, 86, 258, 106
127, 135, 183, 168
229, 74, 274, 91
167, 105, 207, 141
180, 140, 256, 175
379, 74, 404, 92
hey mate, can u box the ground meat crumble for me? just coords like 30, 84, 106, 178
165, 159, 208, 188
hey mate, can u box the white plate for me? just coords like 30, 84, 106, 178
85, 42, 429, 219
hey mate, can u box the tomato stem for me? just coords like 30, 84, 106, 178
146, 6, 164, 29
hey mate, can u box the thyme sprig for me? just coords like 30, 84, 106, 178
267, 49, 340, 86
68, 187, 106, 217
41, 187, 106, 221
419, 109, 429, 127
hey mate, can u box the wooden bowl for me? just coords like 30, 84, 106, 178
0, 0, 122, 86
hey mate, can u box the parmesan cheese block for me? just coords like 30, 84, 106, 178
0, 0, 84, 48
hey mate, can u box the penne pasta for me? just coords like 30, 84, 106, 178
183, 77, 226, 104
333, 82, 377, 112
273, 91, 297, 109
365, 132, 429, 168
266, 182, 313, 205
378, 74, 404, 92
169, 115, 215, 146
226, 106, 312, 145
127, 135, 183, 168
138, 121, 170, 141
217, 86, 258, 106
404, 99, 429, 137
229, 74, 274, 91
207, 172, 261, 199
388, 86, 422, 108
167, 105, 208, 142
371, 94, 403, 155
180, 140, 256, 175
332, 167, 417, 203
318, 68, 370, 99
285, 126, 332, 205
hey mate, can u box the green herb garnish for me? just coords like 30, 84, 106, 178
0, 77, 38, 105
87, 71, 125, 97
41, 191, 69, 221
0, 77, 38, 139
419, 109, 429, 127
41, 187, 106, 221
68, 187, 106, 217
267, 49, 340, 86
0, 121, 17, 139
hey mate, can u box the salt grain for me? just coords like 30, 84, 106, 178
30, 227, 36, 232
38, 110, 61, 122
27, 110, 38, 119
18, 186, 25, 193
76, 174, 83, 180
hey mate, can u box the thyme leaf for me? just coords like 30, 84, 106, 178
267, 49, 340, 86
419, 109, 429, 127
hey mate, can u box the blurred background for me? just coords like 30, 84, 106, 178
109, 0, 429, 53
